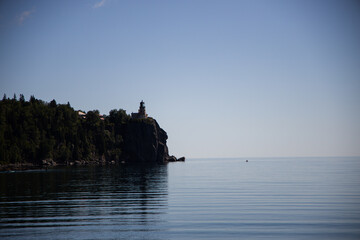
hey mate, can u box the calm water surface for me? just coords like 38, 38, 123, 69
1, 157, 360, 239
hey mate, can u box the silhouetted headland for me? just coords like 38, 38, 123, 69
0, 95, 184, 171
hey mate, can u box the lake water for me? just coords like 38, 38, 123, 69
1, 157, 360, 239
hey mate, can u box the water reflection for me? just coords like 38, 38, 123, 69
0, 165, 168, 240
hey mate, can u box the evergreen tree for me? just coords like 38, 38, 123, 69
0, 95, 131, 165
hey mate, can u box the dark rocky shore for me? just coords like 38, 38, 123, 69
122, 118, 185, 164
0, 98, 184, 171
0, 118, 184, 172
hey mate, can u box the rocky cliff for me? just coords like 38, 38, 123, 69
121, 118, 170, 164
0, 96, 183, 170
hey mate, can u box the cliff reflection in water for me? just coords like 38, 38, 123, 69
0, 165, 168, 240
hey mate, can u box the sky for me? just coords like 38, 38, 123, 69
1, 0, 360, 158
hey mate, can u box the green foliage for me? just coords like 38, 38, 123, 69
0, 96, 130, 164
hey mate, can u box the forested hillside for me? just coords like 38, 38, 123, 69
0, 94, 129, 165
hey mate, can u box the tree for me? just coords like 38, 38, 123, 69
0, 96, 131, 165
19, 94, 25, 103
49, 99, 57, 108
30, 95, 36, 104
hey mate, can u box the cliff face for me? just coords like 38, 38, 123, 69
121, 118, 169, 164
0, 97, 181, 170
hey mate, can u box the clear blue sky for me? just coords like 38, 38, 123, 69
1, 0, 359, 158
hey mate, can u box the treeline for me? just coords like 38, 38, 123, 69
0, 94, 130, 165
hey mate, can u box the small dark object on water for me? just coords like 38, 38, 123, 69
246, 160, 248, 162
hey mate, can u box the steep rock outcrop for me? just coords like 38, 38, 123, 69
121, 118, 169, 164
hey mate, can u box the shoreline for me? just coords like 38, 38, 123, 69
0, 163, 42, 172
0, 159, 176, 172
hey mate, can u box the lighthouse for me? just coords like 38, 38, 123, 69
131, 100, 148, 119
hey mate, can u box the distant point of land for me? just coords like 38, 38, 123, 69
0, 95, 184, 171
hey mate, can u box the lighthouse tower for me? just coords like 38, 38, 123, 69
131, 100, 148, 119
